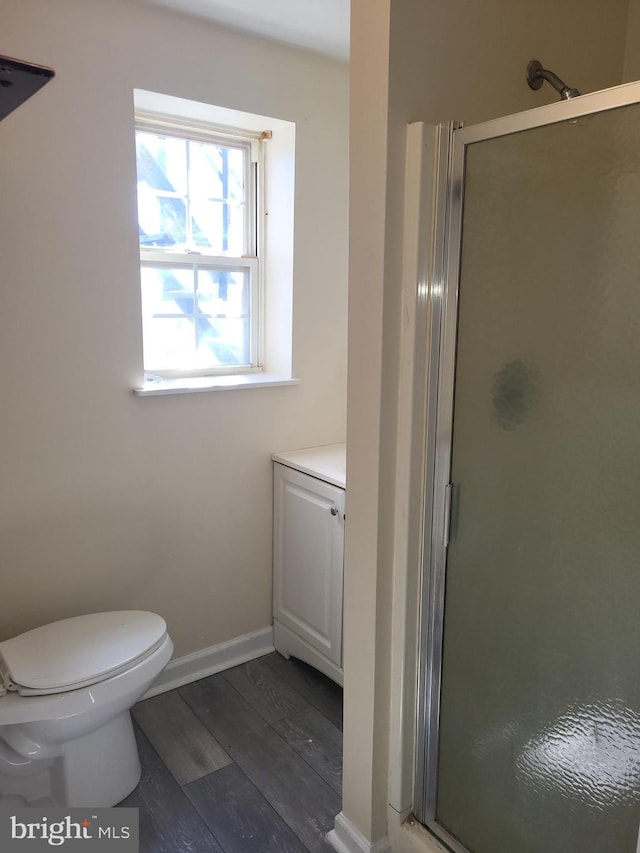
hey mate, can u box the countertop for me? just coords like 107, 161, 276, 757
272, 443, 346, 489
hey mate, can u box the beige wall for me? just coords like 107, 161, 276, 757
0, 0, 348, 655
345, 0, 630, 847
342, 0, 391, 840
624, 0, 640, 81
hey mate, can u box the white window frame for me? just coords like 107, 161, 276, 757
135, 111, 265, 379
132, 90, 297, 397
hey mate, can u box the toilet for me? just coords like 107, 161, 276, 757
0, 610, 173, 808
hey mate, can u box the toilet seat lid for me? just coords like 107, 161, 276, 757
0, 611, 167, 695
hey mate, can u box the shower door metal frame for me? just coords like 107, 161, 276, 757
414, 77, 640, 853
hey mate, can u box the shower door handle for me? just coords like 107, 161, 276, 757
443, 483, 453, 547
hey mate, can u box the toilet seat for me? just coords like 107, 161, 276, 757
0, 611, 167, 697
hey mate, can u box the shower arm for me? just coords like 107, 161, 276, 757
527, 59, 580, 100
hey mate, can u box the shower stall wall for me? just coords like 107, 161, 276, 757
416, 79, 640, 853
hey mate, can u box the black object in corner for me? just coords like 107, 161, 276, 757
0, 55, 55, 121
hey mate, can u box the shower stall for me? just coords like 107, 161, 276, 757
414, 74, 640, 853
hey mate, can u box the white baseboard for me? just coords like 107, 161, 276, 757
327, 813, 391, 853
141, 626, 274, 699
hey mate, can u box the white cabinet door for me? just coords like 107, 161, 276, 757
273, 463, 345, 667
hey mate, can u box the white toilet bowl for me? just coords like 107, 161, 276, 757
0, 611, 173, 808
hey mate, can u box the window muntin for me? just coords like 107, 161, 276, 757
135, 119, 260, 376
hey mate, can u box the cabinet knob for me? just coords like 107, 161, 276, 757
330, 506, 339, 516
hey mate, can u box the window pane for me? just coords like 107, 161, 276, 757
197, 268, 249, 317
141, 265, 251, 370
136, 130, 249, 253
196, 268, 250, 366
143, 317, 195, 370
197, 318, 250, 367
136, 132, 188, 249
188, 141, 247, 254
189, 140, 222, 198
141, 266, 195, 318
190, 201, 246, 254
136, 132, 188, 194
188, 141, 245, 201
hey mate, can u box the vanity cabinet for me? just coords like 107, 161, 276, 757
272, 450, 345, 686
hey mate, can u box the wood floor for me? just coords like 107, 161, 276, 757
118, 652, 343, 853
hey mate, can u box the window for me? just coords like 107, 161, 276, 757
135, 114, 263, 377
132, 90, 296, 396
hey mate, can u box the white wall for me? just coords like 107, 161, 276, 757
344, 0, 630, 847
0, 0, 348, 656
341, 0, 391, 842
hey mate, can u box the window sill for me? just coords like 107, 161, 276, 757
134, 373, 300, 397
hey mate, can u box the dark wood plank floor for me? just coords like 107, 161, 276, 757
118, 652, 343, 853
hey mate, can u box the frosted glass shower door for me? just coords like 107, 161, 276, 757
429, 100, 640, 853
